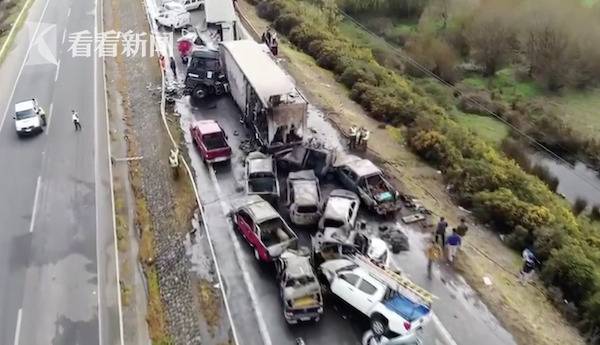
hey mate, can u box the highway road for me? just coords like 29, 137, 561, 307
0, 0, 121, 344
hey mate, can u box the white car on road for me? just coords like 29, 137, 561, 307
319, 258, 432, 340
155, 9, 191, 30
161, 0, 202, 10
14, 99, 46, 136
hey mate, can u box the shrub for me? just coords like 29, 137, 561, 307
573, 197, 588, 216
530, 164, 559, 192
256, 0, 282, 21
273, 13, 302, 34
591, 205, 600, 221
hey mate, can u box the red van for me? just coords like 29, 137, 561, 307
190, 120, 232, 163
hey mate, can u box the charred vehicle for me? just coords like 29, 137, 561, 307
275, 249, 324, 324
220, 40, 308, 152
183, 49, 228, 100
231, 195, 298, 262
286, 170, 322, 226
245, 151, 280, 201
334, 156, 401, 216
311, 227, 391, 268
276, 143, 334, 178
318, 189, 360, 233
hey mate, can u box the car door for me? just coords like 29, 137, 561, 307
235, 211, 255, 243
331, 272, 360, 306
337, 166, 357, 191
353, 277, 380, 314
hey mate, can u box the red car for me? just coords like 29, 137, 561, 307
190, 120, 232, 163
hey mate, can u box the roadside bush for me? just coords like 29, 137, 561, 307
591, 205, 600, 222
505, 225, 532, 250
405, 34, 460, 84
530, 164, 559, 192
273, 13, 302, 34
256, 0, 282, 21
573, 197, 589, 216
408, 130, 461, 170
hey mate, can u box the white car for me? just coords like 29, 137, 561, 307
318, 189, 360, 232
155, 10, 191, 29
320, 258, 432, 339
161, 0, 202, 10
14, 99, 46, 136
159, 1, 186, 12
286, 170, 322, 226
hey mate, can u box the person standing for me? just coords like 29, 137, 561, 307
348, 125, 358, 149
169, 57, 177, 79
426, 239, 442, 278
456, 218, 469, 237
519, 248, 538, 285
434, 217, 448, 246
446, 229, 462, 263
72, 110, 81, 131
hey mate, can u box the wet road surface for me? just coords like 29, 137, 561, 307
0, 0, 121, 344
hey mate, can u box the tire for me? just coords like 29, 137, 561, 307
370, 315, 388, 337
192, 86, 207, 100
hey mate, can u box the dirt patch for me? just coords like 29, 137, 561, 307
236, 2, 586, 345
197, 279, 222, 336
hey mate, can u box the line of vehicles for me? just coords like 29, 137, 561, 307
170, 3, 432, 343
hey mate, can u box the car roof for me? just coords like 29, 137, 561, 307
232, 195, 280, 224
292, 181, 319, 206
247, 151, 273, 173
324, 190, 358, 221
280, 251, 314, 278
194, 120, 221, 134
334, 154, 381, 177
15, 100, 35, 112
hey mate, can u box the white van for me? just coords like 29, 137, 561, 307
156, 10, 191, 30
14, 99, 46, 137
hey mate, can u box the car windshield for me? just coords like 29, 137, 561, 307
323, 218, 344, 228
285, 275, 315, 287
203, 132, 227, 150
16, 108, 35, 120
189, 57, 220, 72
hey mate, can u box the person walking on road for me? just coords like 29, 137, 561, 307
434, 217, 448, 246
456, 218, 469, 237
426, 239, 442, 278
446, 229, 462, 264
72, 110, 81, 131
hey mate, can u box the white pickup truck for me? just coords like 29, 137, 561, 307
319, 256, 433, 340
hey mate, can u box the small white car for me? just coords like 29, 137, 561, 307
14, 99, 46, 136
318, 189, 360, 232
156, 10, 191, 30
162, 0, 202, 10
287, 170, 322, 226
159, 1, 186, 12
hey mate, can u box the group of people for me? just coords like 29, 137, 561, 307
426, 217, 469, 276
261, 27, 279, 56
348, 125, 370, 151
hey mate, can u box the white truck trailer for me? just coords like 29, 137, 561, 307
204, 0, 241, 42
219, 39, 308, 152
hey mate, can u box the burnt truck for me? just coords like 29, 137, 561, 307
184, 48, 228, 100
220, 39, 308, 152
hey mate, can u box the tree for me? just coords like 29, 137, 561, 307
467, 2, 516, 76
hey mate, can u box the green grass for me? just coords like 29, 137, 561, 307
461, 68, 542, 103
452, 111, 510, 147
0, 0, 33, 64
550, 88, 600, 139
582, 0, 598, 7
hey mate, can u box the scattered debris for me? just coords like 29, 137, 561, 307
483, 276, 493, 286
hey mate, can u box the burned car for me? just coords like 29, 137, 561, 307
275, 249, 323, 324
318, 189, 360, 232
231, 195, 298, 262
334, 155, 401, 215
311, 227, 391, 268
286, 170, 322, 226
245, 151, 280, 201
276, 144, 334, 178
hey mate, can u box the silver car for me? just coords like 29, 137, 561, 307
286, 170, 322, 226
318, 189, 360, 232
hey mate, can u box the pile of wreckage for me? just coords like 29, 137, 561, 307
229, 139, 434, 342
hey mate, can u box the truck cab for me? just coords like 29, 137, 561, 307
334, 156, 401, 215
184, 49, 228, 100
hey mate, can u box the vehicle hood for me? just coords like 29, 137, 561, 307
15, 117, 40, 130
283, 281, 321, 300
367, 237, 390, 266
319, 258, 355, 279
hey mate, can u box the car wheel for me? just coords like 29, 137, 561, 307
370, 315, 388, 337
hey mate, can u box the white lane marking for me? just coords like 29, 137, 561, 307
29, 176, 42, 233
62, 28, 67, 45
98, 0, 125, 339
45, 103, 53, 135
207, 165, 273, 345
0, 0, 52, 133
12, 308, 22, 345
93, 0, 106, 344
67, 7, 71, 18
432, 313, 458, 345
54, 60, 61, 82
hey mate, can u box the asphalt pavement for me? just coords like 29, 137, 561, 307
0, 0, 121, 344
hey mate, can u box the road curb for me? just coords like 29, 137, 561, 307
0, 0, 35, 64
